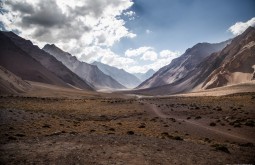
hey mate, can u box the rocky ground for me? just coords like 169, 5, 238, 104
0, 93, 254, 164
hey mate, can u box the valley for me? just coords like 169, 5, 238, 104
0, 82, 254, 164
0, 8, 254, 164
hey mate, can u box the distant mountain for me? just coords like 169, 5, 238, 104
133, 27, 255, 95
92, 61, 141, 88
137, 40, 231, 89
43, 44, 126, 90
134, 69, 155, 82
0, 65, 31, 95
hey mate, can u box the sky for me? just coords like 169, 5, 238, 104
0, 0, 255, 73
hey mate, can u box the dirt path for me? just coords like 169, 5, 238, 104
143, 101, 254, 143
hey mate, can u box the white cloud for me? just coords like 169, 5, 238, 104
123, 11, 135, 20
1, 0, 182, 75
123, 47, 181, 73
78, 46, 135, 69
125, 47, 153, 57
141, 51, 157, 61
124, 11, 135, 17
160, 50, 181, 58
228, 17, 255, 35
1, 0, 136, 56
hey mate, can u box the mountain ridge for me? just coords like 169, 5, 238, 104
137, 39, 231, 89
132, 27, 255, 95
43, 44, 126, 90
92, 61, 141, 88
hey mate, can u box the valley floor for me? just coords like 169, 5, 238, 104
0, 79, 255, 165
0, 87, 255, 164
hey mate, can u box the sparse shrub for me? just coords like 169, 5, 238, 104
42, 124, 51, 128
209, 122, 216, 126
233, 123, 241, 128
138, 124, 146, 128
15, 133, 25, 137
195, 116, 201, 120
204, 138, 211, 143
238, 142, 254, 147
127, 131, 134, 135
69, 131, 77, 135
8, 136, 17, 140
245, 120, 254, 127
173, 136, 183, 140
211, 144, 230, 153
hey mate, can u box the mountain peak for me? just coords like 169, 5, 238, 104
43, 43, 58, 50
147, 69, 155, 73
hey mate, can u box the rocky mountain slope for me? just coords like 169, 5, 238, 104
137, 40, 231, 89
92, 61, 141, 88
0, 65, 31, 95
134, 27, 255, 95
202, 26, 255, 89
0, 31, 93, 91
43, 44, 125, 90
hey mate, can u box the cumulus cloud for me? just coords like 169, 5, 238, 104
125, 47, 153, 57
1, 0, 136, 57
141, 51, 157, 61
124, 11, 135, 17
1, 0, 181, 74
124, 47, 181, 73
228, 17, 255, 35
78, 46, 136, 69
160, 50, 181, 58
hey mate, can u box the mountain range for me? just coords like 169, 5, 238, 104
43, 44, 125, 90
0, 27, 254, 95
91, 61, 141, 88
134, 26, 255, 95
0, 31, 93, 91
138, 40, 231, 89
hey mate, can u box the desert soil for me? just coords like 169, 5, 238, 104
0, 92, 255, 164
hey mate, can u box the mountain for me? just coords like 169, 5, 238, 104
0, 31, 93, 91
43, 44, 126, 90
201, 26, 255, 89
0, 65, 31, 95
134, 69, 155, 82
137, 40, 231, 89
133, 27, 255, 95
92, 61, 141, 88
0, 32, 91, 89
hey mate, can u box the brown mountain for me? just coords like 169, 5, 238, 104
202, 26, 255, 89
134, 27, 255, 95
43, 44, 126, 90
0, 65, 31, 95
137, 40, 230, 89
0, 31, 93, 91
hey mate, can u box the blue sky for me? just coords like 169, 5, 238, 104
115, 0, 255, 53
1, 0, 255, 73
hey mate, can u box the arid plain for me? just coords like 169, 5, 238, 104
0, 82, 254, 164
